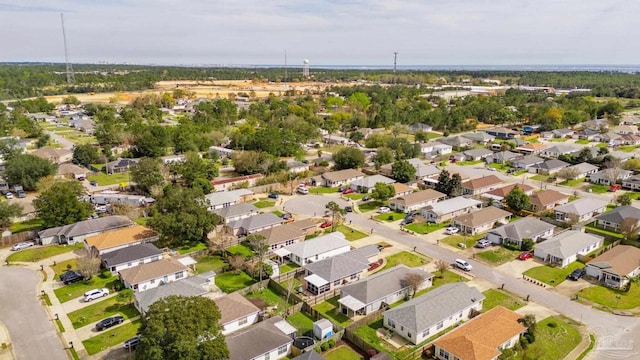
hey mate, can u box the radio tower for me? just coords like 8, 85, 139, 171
60, 13, 75, 84
393, 52, 398, 84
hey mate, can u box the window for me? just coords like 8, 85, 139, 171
175, 271, 184, 279
278, 345, 288, 355
350, 273, 358, 280
264, 352, 270, 360
127, 262, 132, 266
238, 317, 248, 325
439, 348, 450, 360
334, 280, 340, 286
437, 321, 444, 330
422, 329, 430, 337
400, 325, 404, 331
408, 332, 412, 339
150, 279, 155, 284
388, 320, 395, 329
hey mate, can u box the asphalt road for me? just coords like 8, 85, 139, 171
0, 267, 67, 360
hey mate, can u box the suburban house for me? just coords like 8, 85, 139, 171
350, 174, 395, 193
566, 162, 599, 179
553, 128, 575, 138
576, 128, 600, 141
622, 174, 640, 190
209, 146, 235, 158
451, 206, 511, 235
462, 132, 495, 145
84, 225, 159, 255
541, 144, 579, 158
529, 190, 570, 212
134, 272, 215, 314
253, 224, 305, 253
55, 163, 87, 180
289, 218, 319, 236
337, 265, 433, 317
585, 245, 640, 289
225, 213, 283, 236
594, 205, 640, 231
287, 161, 310, 174
31, 148, 73, 164
106, 158, 140, 174
215, 292, 261, 335
482, 183, 535, 203
515, 142, 548, 155
392, 183, 414, 199
511, 155, 544, 170
422, 197, 483, 223
37, 216, 133, 245
310, 169, 365, 187
205, 189, 254, 210
461, 175, 502, 195
484, 127, 519, 139
420, 141, 452, 158
101, 243, 163, 274
486, 217, 555, 247
433, 306, 527, 360
589, 168, 632, 186
389, 189, 446, 213
383, 283, 485, 345
89, 191, 152, 207
437, 136, 473, 150
613, 124, 639, 135
280, 232, 350, 266
212, 203, 260, 224
226, 316, 294, 360
119, 257, 190, 292
533, 230, 603, 267
530, 159, 570, 175
212, 174, 262, 191
303, 245, 380, 295
553, 198, 608, 223
486, 151, 521, 165
381, 158, 439, 181
462, 148, 493, 161
618, 134, 640, 146
410, 123, 433, 133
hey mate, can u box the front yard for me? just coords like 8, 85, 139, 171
67, 297, 139, 329
511, 317, 581, 360
374, 212, 406, 222
579, 282, 640, 309
7, 243, 83, 263
357, 200, 384, 213
82, 320, 141, 355
587, 184, 610, 194
523, 261, 584, 286
441, 233, 484, 249
560, 178, 586, 187
254, 199, 276, 208
311, 186, 340, 194
87, 172, 130, 186
333, 225, 368, 241
54, 272, 120, 303
482, 289, 525, 311
215, 271, 257, 293
476, 246, 521, 265
382, 251, 430, 271
404, 221, 448, 234
488, 163, 512, 172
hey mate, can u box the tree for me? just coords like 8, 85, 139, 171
0, 201, 22, 230
575, 147, 594, 163
556, 167, 580, 183
325, 201, 346, 232
228, 255, 246, 274
33, 181, 93, 228
171, 152, 218, 187
435, 259, 448, 278
518, 314, 537, 336
246, 234, 269, 282
624, 158, 640, 171
434, 170, 450, 195
62, 95, 80, 105
619, 218, 640, 242
391, 159, 417, 183
117, 288, 134, 304
76, 249, 101, 279
371, 182, 395, 203
4, 154, 56, 191
147, 186, 220, 247
447, 173, 463, 197
136, 295, 229, 360
521, 238, 535, 251
402, 272, 425, 298
72, 144, 100, 166
333, 147, 365, 170
133, 125, 169, 158
617, 193, 633, 206
372, 148, 394, 169
604, 157, 624, 185
130, 157, 165, 195
505, 186, 531, 212
414, 131, 428, 143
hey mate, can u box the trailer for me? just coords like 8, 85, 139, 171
90, 191, 153, 207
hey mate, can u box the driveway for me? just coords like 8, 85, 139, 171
0, 267, 67, 360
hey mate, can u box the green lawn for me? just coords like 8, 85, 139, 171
177, 242, 207, 254
333, 225, 368, 241
7, 243, 83, 263
286, 312, 316, 336
588, 184, 610, 193
87, 172, 130, 186
54, 273, 120, 303
311, 186, 340, 194
618, 145, 638, 152
523, 261, 584, 286
353, 318, 390, 353
51, 259, 77, 278
383, 251, 430, 270
246, 286, 286, 306
215, 271, 257, 293
441, 233, 484, 249
345, 193, 366, 200
280, 262, 299, 274
374, 212, 405, 222
482, 289, 525, 311
135, 217, 149, 226
580, 282, 640, 309
82, 320, 141, 355
227, 244, 254, 258
476, 247, 521, 265
325, 346, 363, 360
513, 317, 581, 360
67, 297, 139, 329
404, 222, 449, 234
456, 160, 483, 166
488, 163, 512, 171
561, 178, 585, 187
357, 200, 384, 213
313, 296, 352, 327
575, 139, 591, 145
511, 169, 529, 176
596, 142, 609, 148
272, 210, 284, 217
10, 218, 44, 233
548, 138, 568, 142
196, 256, 227, 274
254, 199, 276, 208
585, 225, 624, 239
626, 191, 640, 200
530, 174, 549, 182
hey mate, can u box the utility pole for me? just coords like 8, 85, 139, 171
393, 52, 398, 84
60, 13, 75, 84
284, 49, 287, 83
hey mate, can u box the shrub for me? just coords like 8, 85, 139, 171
327, 339, 336, 348
314, 346, 321, 353
524, 332, 536, 344
521, 238, 534, 251
498, 348, 515, 360
387, 215, 394, 221
546, 321, 557, 328
504, 242, 520, 251
319, 160, 329, 167
320, 342, 329, 351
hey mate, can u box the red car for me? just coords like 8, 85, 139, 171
518, 252, 533, 260
608, 185, 621, 192
342, 188, 355, 194
320, 221, 333, 228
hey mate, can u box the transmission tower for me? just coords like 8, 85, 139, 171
393, 52, 398, 73
60, 13, 75, 84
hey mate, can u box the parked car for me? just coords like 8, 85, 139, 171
94, 205, 108, 213
338, 187, 346, 192
96, 316, 124, 331
342, 188, 355, 194
454, 259, 473, 271
378, 206, 391, 214
268, 193, 279, 199
518, 252, 533, 260
16, 190, 25, 198
280, 213, 292, 220
345, 206, 353, 212
362, 195, 372, 201
567, 268, 586, 281
11, 241, 34, 251
486, 167, 496, 171
61, 271, 84, 285
320, 221, 333, 228
445, 227, 460, 235
90, 180, 98, 186
475, 239, 491, 248
123, 336, 141, 350
608, 185, 621, 192
84, 288, 110, 302
297, 187, 309, 195
401, 217, 414, 225
5, 192, 13, 199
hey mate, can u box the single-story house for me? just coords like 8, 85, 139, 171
212, 174, 263, 191
529, 190, 570, 212
291, 351, 327, 360
585, 245, 640, 289
553, 198, 608, 223
422, 197, 483, 223
613, 124, 639, 135
515, 142, 547, 155
589, 168, 632, 186
462, 132, 495, 145
533, 230, 603, 268
381, 159, 439, 181
579, 118, 609, 131
101, 243, 163, 274
576, 128, 600, 141
410, 123, 433, 133
252, 224, 305, 253
486, 151, 521, 165
481, 183, 535, 202
338, 265, 433, 317
462, 148, 493, 161
566, 162, 599, 180
451, 206, 511, 235
215, 292, 261, 335
420, 142, 452, 158
486, 217, 555, 247
134, 272, 215, 314
510, 155, 544, 170
484, 127, 519, 139
618, 134, 640, 146
437, 136, 473, 150
119, 257, 190, 292
622, 174, 640, 190
310, 169, 365, 187
433, 306, 527, 360
350, 175, 396, 193
209, 146, 235, 158
226, 316, 294, 360
287, 161, 310, 174
160, 154, 185, 165
205, 189, 255, 210
288, 218, 319, 236
31, 147, 73, 164
323, 133, 349, 145
106, 158, 140, 174
212, 203, 260, 224
55, 163, 88, 180
225, 213, 283, 236
552, 128, 575, 138
594, 205, 640, 231
89, 192, 153, 207
281, 232, 351, 266
540, 144, 580, 158
383, 283, 485, 345
37, 216, 133, 245
622, 116, 640, 126
391, 183, 414, 199
461, 175, 502, 195
389, 189, 446, 213
303, 245, 380, 295
531, 159, 570, 175
84, 225, 159, 255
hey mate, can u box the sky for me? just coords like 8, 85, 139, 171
0, 0, 638, 66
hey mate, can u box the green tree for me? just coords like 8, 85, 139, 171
33, 181, 93, 228
134, 125, 169, 158
62, 95, 80, 105
414, 131, 429, 143
0, 201, 22, 230
5, 154, 56, 191
72, 144, 100, 167
333, 147, 365, 170
521, 238, 535, 251
136, 295, 229, 360
391, 159, 417, 183
447, 173, 463, 197
372, 148, 394, 169
434, 169, 450, 195
171, 152, 218, 187
116, 288, 135, 304
505, 186, 531, 212
325, 201, 346, 232
371, 182, 396, 202
246, 234, 269, 283
131, 157, 165, 195
618, 193, 633, 206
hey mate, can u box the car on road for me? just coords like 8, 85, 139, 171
345, 206, 353, 212
378, 206, 391, 214
445, 226, 460, 235
486, 167, 496, 171
518, 252, 533, 260
320, 221, 333, 228
11, 241, 35, 251
401, 217, 414, 225
608, 185, 621, 192
268, 193, 279, 199
123, 336, 141, 350
84, 288, 110, 302
5, 192, 13, 199
475, 239, 491, 248
454, 259, 473, 271
567, 268, 586, 281
280, 213, 292, 220
342, 188, 355, 194
96, 315, 124, 331
60, 271, 84, 285
362, 195, 372, 201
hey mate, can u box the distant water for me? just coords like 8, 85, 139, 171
235, 64, 640, 73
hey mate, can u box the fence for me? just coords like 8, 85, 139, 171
273, 268, 306, 284
0, 231, 35, 247
304, 288, 341, 308
234, 279, 271, 296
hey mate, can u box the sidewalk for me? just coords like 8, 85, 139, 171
0, 321, 15, 360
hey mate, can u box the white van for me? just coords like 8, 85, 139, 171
454, 259, 472, 271
297, 187, 309, 195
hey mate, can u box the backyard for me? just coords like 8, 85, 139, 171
286, 311, 316, 337
476, 246, 521, 265
313, 296, 351, 327
215, 271, 257, 293
404, 221, 448, 235
246, 286, 289, 307
382, 251, 430, 271
512, 317, 581, 360
195, 256, 227, 274
482, 289, 525, 311
87, 172, 130, 186
523, 261, 584, 286
353, 318, 394, 354
579, 282, 640, 309
53, 272, 120, 303
333, 225, 368, 241
7, 243, 83, 263
324, 346, 363, 360
441, 233, 484, 250
10, 218, 44, 233
82, 320, 142, 355
227, 244, 254, 258
177, 242, 208, 254
67, 297, 139, 329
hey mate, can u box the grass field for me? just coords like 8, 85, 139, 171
227, 244, 254, 258
523, 261, 584, 286
561, 178, 586, 187
254, 199, 276, 208
488, 163, 512, 171
587, 184, 610, 193
279, 262, 299, 274
382, 251, 430, 270
618, 145, 638, 152
54, 273, 119, 303
374, 212, 405, 222
215, 271, 257, 293
531, 174, 550, 182
325, 346, 363, 360
512, 317, 581, 360
10, 218, 44, 233
456, 160, 484, 166
575, 139, 591, 145
404, 221, 449, 234
441, 233, 484, 249
313, 296, 352, 327
82, 320, 141, 355
333, 225, 368, 241
580, 282, 640, 309
358, 200, 384, 213
482, 289, 525, 311
585, 225, 624, 239
87, 172, 130, 186
7, 243, 83, 263
311, 186, 340, 194
195, 256, 227, 274
476, 247, 521, 265
51, 259, 77, 278
67, 297, 139, 329
177, 242, 207, 254
286, 311, 316, 337
246, 286, 286, 306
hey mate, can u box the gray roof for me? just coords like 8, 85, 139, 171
101, 243, 161, 267
536, 230, 603, 259
488, 217, 555, 242
567, 162, 599, 175
489, 151, 521, 162
292, 352, 326, 360
544, 144, 580, 154
514, 155, 544, 166
595, 205, 640, 225
204, 189, 254, 208
462, 132, 495, 142
212, 203, 259, 219
134, 274, 211, 313
424, 197, 482, 216
534, 159, 570, 171
383, 283, 484, 333
554, 198, 608, 217
227, 213, 282, 231
38, 216, 133, 239
304, 245, 380, 282
590, 168, 632, 181
437, 136, 472, 147
226, 316, 294, 360
462, 148, 493, 158
285, 232, 349, 259
340, 265, 433, 305
350, 174, 395, 188
106, 158, 140, 171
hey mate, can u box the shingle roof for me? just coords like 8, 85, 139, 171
567, 162, 599, 175
31, 147, 72, 160
544, 144, 580, 154
214, 292, 261, 326
227, 213, 282, 231
488, 217, 555, 242
392, 183, 413, 194
462, 175, 501, 190
534, 159, 570, 170
204, 189, 254, 208
292, 351, 327, 360
590, 168, 632, 181
535, 230, 603, 259
587, 245, 640, 277
383, 283, 484, 333
434, 306, 526, 360
392, 189, 446, 207
350, 175, 395, 188
212, 203, 259, 219
529, 190, 569, 208
38, 216, 133, 239
134, 274, 210, 313
483, 184, 534, 199
425, 197, 482, 216
101, 243, 161, 267
118, 258, 188, 285
452, 206, 511, 228
56, 163, 86, 176
322, 169, 364, 182
285, 232, 349, 259
514, 155, 544, 166
554, 198, 608, 217
304, 245, 379, 282
253, 224, 305, 246
289, 218, 319, 231
462, 148, 493, 158
85, 225, 158, 250
226, 316, 294, 360
340, 265, 433, 305
463, 132, 495, 142
595, 205, 640, 225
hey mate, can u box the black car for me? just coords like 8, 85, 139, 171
60, 271, 84, 285
567, 268, 586, 281
401, 217, 414, 225
362, 195, 372, 202
123, 336, 141, 350
280, 213, 292, 220
345, 206, 353, 212
96, 316, 124, 331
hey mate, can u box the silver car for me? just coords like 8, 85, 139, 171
11, 241, 34, 251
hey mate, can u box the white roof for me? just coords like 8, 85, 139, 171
425, 197, 482, 216
177, 256, 197, 267
305, 274, 329, 287
273, 247, 291, 257
338, 295, 367, 311
284, 232, 349, 259
204, 189, 253, 207
274, 319, 297, 336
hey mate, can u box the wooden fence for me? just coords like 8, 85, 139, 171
0, 231, 35, 247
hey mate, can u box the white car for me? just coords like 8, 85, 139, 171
5, 192, 13, 199
11, 241, 34, 251
445, 226, 460, 235
84, 288, 110, 302
378, 206, 391, 214
94, 205, 108, 213
455, 259, 473, 271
